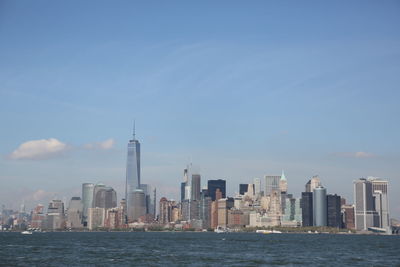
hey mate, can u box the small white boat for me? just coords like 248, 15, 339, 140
21, 231, 33, 235
214, 227, 227, 233
256, 230, 282, 234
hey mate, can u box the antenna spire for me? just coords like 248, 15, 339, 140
133, 120, 136, 140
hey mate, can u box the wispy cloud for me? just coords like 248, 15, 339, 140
83, 138, 115, 150
333, 151, 376, 159
8, 138, 69, 160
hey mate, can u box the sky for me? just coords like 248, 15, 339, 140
0, 1, 399, 218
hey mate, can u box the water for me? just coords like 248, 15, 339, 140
0, 232, 399, 266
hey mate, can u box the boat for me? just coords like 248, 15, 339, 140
256, 229, 282, 234
214, 226, 227, 233
21, 231, 33, 235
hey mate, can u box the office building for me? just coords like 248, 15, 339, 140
208, 179, 226, 201
217, 197, 234, 227
327, 194, 341, 228
126, 125, 141, 222
66, 197, 83, 229
305, 175, 321, 193
342, 205, 355, 229
253, 178, 261, 197
313, 186, 327, 226
82, 183, 94, 225
45, 200, 65, 230
93, 184, 117, 209
264, 175, 281, 196
88, 207, 105, 230
301, 192, 313, 227
370, 178, 390, 229
131, 189, 146, 221
191, 174, 201, 201
354, 178, 380, 230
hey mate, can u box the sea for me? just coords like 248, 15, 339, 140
0, 232, 399, 266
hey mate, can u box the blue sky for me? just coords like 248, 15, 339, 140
0, 1, 399, 217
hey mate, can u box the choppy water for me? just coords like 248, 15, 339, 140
0, 232, 399, 266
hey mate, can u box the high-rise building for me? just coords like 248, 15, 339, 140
253, 178, 261, 197
301, 192, 313, 226
88, 207, 105, 230
239, 184, 249, 195
211, 189, 223, 228
191, 174, 201, 201
82, 183, 95, 225
159, 197, 176, 224
217, 197, 234, 227
279, 171, 287, 193
327, 194, 341, 228
264, 175, 281, 196
282, 197, 302, 224
180, 182, 186, 202
268, 190, 282, 226
93, 184, 117, 209
199, 193, 212, 229
31, 204, 45, 229
208, 179, 226, 201
313, 186, 327, 226
126, 125, 141, 222
342, 204, 355, 229
131, 189, 146, 222
66, 197, 83, 229
45, 200, 65, 230
354, 178, 380, 230
305, 176, 321, 193
370, 178, 390, 229
140, 184, 155, 217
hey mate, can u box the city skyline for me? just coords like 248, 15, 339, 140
0, 1, 399, 218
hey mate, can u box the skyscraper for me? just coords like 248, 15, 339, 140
370, 178, 390, 230
66, 197, 83, 229
82, 183, 94, 225
191, 174, 201, 201
126, 124, 141, 222
253, 178, 261, 197
264, 175, 280, 196
301, 192, 313, 227
327, 194, 341, 228
208, 179, 226, 201
313, 186, 327, 227
354, 178, 379, 230
93, 183, 117, 209
305, 175, 321, 193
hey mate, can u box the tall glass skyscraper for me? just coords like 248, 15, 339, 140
126, 126, 141, 222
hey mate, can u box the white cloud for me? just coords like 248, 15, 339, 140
84, 138, 115, 150
9, 138, 68, 160
334, 151, 376, 159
